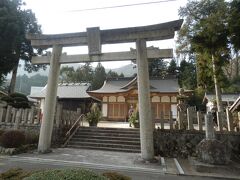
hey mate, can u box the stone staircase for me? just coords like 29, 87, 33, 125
66, 127, 141, 153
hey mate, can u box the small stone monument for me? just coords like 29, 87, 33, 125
196, 112, 230, 165
176, 88, 188, 129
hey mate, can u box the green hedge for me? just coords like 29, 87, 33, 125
9, 93, 28, 101
24, 168, 107, 180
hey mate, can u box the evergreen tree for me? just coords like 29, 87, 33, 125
107, 70, 119, 78
167, 59, 178, 75
148, 59, 167, 78
92, 63, 106, 90
178, 0, 230, 112
178, 60, 197, 90
0, 0, 44, 92
60, 66, 76, 83
229, 0, 240, 78
0, 0, 21, 84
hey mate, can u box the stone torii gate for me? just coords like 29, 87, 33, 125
27, 19, 183, 160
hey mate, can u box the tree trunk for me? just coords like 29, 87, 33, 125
236, 51, 239, 78
9, 60, 19, 94
211, 54, 223, 112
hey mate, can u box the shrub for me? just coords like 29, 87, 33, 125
1, 93, 30, 109
0, 130, 25, 148
0, 129, 5, 137
0, 168, 33, 179
128, 110, 139, 128
9, 92, 28, 101
86, 103, 102, 126
25, 168, 107, 180
102, 172, 131, 180
1, 96, 14, 103
24, 131, 39, 145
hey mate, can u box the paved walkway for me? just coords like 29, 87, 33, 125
83, 121, 206, 130
0, 148, 239, 180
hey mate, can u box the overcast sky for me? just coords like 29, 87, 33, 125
23, 0, 188, 69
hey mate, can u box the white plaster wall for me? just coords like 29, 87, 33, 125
171, 104, 177, 119
161, 96, 170, 102
109, 96, 116, 102
171, 96, 177, 103
103, 96, 108, 102
152, 96, 160, 102
117, 96, 125, 102
102, 103, 108, 117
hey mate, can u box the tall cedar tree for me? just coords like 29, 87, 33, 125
92, 63, 106, 90
0, 0, 20, 84
178, 0, 230, 112
229, 0, 240, 78
0, 0, 44, 92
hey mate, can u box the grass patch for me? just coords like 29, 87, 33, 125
0, 168, 33, 180
103, 171, 132, 180
24, 168, 107, 180
0, 168, 131, 180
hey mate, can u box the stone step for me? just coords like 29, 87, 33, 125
79, 126, 140, 132
67, 127, 141, 153
75, 132, 140, 138
77, 128, 140, 135
68, 142, 140, 150
70, 138, 140, 145
67, 145, 141, 153
73, 135, 140, 141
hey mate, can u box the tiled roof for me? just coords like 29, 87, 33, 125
150, 79, 179, 92
204, 94, 240, 103
30, 83, 91, 99
88, 77, 180, 94
229, 96, 240, 112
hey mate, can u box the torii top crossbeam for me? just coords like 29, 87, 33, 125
26, 20, 183, 53
30, 19, 183, 159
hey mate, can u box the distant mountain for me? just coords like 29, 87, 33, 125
106, 64, 137, 77
7, 60, 49, 79
12, 61, 136, 78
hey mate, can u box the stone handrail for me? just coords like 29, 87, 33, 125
63, 114, 85, 147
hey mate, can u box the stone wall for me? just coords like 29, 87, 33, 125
154, 129, 240, 159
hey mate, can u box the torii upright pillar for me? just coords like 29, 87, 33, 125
38, 45, 62, 153
26, 19, 183, 156
136, 39, 154, 160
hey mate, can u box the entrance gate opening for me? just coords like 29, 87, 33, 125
27, 19, 183, 160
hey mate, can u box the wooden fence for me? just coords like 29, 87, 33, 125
155, 107, 239, 132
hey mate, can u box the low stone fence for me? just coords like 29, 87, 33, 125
155, 107, 240, 132
0, 106, 41, 127
0, 104, 81, 129
0, 105, 81, 145
154, 129, 240, 159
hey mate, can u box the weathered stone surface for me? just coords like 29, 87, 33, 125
154, 129, 240, 159
196, 139, 230, 165
26, 20, 183, 47
136, 39, 154, 160
0, 101, 7, 108
154, 129, 204, 158
189, 157, 240, 175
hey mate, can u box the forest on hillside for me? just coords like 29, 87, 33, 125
1, 0, 240, 110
